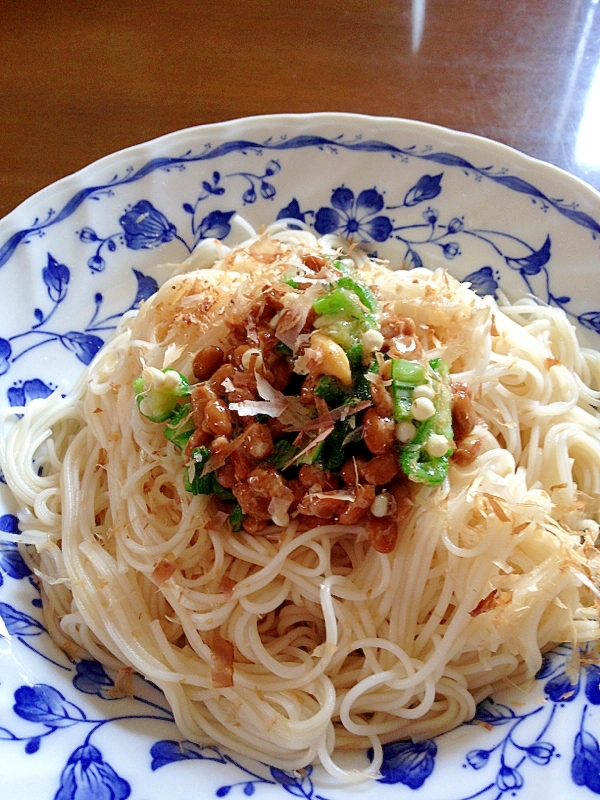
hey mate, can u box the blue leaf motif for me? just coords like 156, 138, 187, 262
375, 739, 437, 788
132, 270, 158, 306
197, 210, 235, 240
13, 684, 84, 727
535, 648, 566, 680
61, 332, 104, 365
355, 188, 385, 216
585, 665, 600, 705
216, 788, 231, 798
0, 513, 19, 534
474, 699, 517, 726
119, 200, 177, 250
243, 783, 255, 796
544, 671, 579, 702
42, 254, 70, 303
8, 379, 53, 407
403, 174, 443, 207
363, 215, 393, 242
55, 744, 131, 800
277, 198, 306, 223
0, 602, 44, 636
464, 266, 498, 298
572, 729, 600, 793
150, 739, 223, 770
34, 308, 44, 323
73, 660, 114, 698
0, 338, 12, 375
182, 203, 194, 215
578, 311, 600, 335
314, 206, 341, 235
406, 248, 423, 269
330, 186, 355, 213
0, 542, 30, 579
506, 234, 551, 275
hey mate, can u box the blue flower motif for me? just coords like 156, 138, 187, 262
496, 764, 524, 791
466, 748, 491, 769
195, 210, 235, 241
150, 739, 223, 770
403, 173, 443, 207
61, 332, 104, 366
464, 266, 498, 298
0, 513, 19, 534
573, 723, 600, 794
260, 181, 276, 200
7, 378, 53, 407
73, 661, 115, 699
78, 227, 99, 243
119, 200, 177, 250
56, 744, 131, 800
42, 254, 70, 303
13, 684, 85, 727
578, 311, 600, 335
441, 242, 460, 259
0, 601, 44, 636
536, 649, 581, 702
526, 741, 554, 765
374, 739, 437, 788
314, 186, 393, 243
0, 338, 12, 376
585, 665, 600, 705
0, 541, 30, 585
506, 234, 551, 275
447, 216, 464, 233
422, 207, 438, 224
276, 198, 309, 225
132, 270, 158, 307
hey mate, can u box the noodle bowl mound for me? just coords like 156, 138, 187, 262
2, 224, 600, 780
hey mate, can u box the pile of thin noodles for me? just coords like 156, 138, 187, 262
2, 222, 600, 781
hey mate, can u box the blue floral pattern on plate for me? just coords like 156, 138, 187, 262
0, 113, 599, 800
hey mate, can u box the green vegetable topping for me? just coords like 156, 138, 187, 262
336, 276, 378, 313
315, 376, 349, 408
133, 368, 190, 423
398, 359, 454, 486
312, 288, 377, 330
391, 359, 427, 421
229, 504, 244, 532
185, 447, 235, 501
164, 403, 195, 449
271, 439, 301, 470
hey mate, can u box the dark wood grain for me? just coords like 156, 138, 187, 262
1, 0, 599, 218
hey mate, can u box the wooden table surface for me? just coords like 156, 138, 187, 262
1, 0, 599, 220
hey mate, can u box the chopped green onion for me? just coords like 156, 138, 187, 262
271, 439, 300, 470
229, 504, 244, 532
319, 420, 352, 471
315, 376, 349, 408
312, 288, 377, 330
336, 276, 378, 313
275, 341, 293, 356
184, 447, 235, 501
164, 403, 195, 449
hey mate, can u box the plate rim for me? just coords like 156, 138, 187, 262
3, 111, 600, 234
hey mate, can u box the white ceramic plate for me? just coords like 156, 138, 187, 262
1, 113, 600, 800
